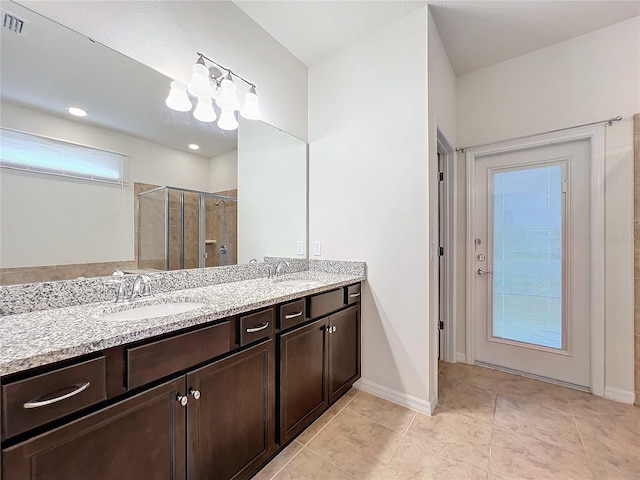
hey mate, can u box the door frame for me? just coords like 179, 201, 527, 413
437, 130, 458, 364
465, 125, 605, 396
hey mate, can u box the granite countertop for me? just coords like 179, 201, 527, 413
0, 271, 364, 377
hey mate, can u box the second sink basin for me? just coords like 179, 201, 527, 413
277, 279, 323, 288
103, 302, 206, 321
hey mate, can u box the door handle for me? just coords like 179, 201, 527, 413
477, 268, 492, 276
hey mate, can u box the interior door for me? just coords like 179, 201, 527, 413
471, 140, 591, 387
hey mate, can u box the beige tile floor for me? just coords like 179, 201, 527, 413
254, 362, 640, 479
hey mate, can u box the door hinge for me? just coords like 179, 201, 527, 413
439, 246, 444, 256
439, 320, 444, 330
438, 172, 444, 182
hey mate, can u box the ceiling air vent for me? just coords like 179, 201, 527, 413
2, 10, 26, 35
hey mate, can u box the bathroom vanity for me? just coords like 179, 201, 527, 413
0, 268, 363, 479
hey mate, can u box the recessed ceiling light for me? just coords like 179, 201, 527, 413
68, 107, 87, 117
188, 144, 200, 150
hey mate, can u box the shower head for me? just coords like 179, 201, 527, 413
214, 199, 226, 206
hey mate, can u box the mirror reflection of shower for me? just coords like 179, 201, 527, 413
137, 183, 237, 271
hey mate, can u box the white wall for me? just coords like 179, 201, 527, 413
237, 119, 307, 263
20, 1, 308, 141
456, 17, 640, 394
309, 8, 431, 408
209, 150, 238, 193
427, 9, 457, 398
1, 101, 210, 266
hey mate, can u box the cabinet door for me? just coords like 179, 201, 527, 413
2, 378, 186, 480
187, 339, 275, 480
279, 317, 329, 444
328, 305, 361, 405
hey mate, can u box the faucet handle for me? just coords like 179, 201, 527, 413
275, 260, 291, 277
103, 270, 129, 303
131, 274, 153, 299
103, 269, 125, 285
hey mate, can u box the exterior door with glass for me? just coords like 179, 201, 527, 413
471, 139, 591, 388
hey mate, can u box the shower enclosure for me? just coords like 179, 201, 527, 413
137, 186, 237, 270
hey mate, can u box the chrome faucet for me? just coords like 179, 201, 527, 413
110, 270, 152, 303
130, 274, 152, 300
275, 261, 291, 278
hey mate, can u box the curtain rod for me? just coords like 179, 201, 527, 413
455, 116, 622, 153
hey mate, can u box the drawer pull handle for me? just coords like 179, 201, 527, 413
246, 322, 270, 333
284, 311, 303, 319
349, 292, 361, 298
23, 382, 91, 409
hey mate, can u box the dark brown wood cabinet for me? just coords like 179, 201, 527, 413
186, 339, 275, 480
328, 304, 361, 404
279, 286, 361, 444
279, 317, 330, 444
2, 378, 186, 480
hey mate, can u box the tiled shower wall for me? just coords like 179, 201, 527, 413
205, 189, 238, 267
634, 113, 640, 405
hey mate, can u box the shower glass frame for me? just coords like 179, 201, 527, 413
137, 185, 237, 270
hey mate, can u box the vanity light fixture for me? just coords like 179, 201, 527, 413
68, 107, 87, 117
165, 52, 261, 131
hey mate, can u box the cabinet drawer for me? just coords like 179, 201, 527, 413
2, 356, 106, 440
345, 283, 362, 305
278, 299, 307, 331
308, 288, 344, 319
127, 321, 230, 389
239, 308, 274, 346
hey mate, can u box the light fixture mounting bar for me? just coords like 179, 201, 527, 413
197, 52, 255, 88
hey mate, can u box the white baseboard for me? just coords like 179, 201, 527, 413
354, 379, 434, 416
604, 386, 636, 405
455, 352, 467, 363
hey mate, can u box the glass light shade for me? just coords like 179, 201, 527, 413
165, 81, 192, 112
193, 97, 217, 123
240, 90, 261, 120
215, 77, 239, 110
218, 108, 238, 130
187, 62, 214, 97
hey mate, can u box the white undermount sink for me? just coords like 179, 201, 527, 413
277, 279, 322, 288
102, 302, 206, 321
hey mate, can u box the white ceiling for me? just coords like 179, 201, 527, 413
234, 0, 640, 75
429, 0, 640, 75
233, 1, 429, 66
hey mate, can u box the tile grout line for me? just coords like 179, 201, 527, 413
484, 385, 499, 480
266, 441, 306, 480
301, 390, 359, 445
568, 397, 596, 479
268, 391, 360, 480
305, 392, 417, 477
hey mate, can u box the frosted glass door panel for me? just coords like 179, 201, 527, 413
491, 165, 563, 349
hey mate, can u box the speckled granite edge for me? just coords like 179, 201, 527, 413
309, 259, 366, 276
0, 259, 365, 316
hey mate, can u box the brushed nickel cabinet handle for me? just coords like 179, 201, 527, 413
189, 388, 201, 400
246, 322, 270, 333
349, 292, 361, 298
23, 382, 91, 409
284, 312, 303, 319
